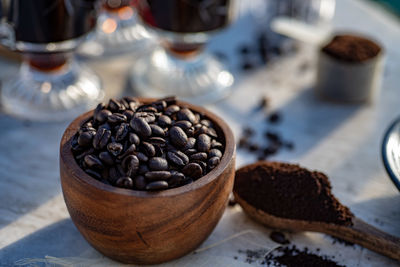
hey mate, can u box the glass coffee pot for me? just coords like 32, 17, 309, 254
130, 0, 235, 104
0, 0, 104, 121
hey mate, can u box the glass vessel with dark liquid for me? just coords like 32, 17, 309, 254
79, 0, 152, 57
0, 0, 104, 121
130, 0, 235, 104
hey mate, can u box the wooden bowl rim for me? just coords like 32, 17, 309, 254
60, 97, 235, 198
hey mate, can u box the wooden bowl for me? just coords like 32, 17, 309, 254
59, 98, 236, 264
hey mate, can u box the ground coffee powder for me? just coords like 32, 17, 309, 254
322, 34, 381, 62
234, 161, 353, 225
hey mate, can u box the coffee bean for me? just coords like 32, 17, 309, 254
182, 177, 194, 185
184, 149, 197, 156
208, 156, 220, 170
108, 167, 119, 184
211, 140, 223, 149
78, 131, 95, 147
270, 231, 290, 245
116, 177, 133, 189
123, 155, 139, 176
99, 151, 114, 166
148, 137, 166, 146
123, 110, 134, 121
146, 181, 169, 190
169, 170, 185, 187
148, 157, 169, 171
118, 144, 136, 159
140, 142, 155, 157
129, 133, 140, 146
145, 171, 171, 181
107, 142, 123, 157
205, 127, 218, 138
174, 120, 192, 130
209, 149, 222, 159
134, 175, 146, 190
182, 163, 203, 179
130, 117, 152, 138
93, 128, 111, 150
108, 113, 127, 124
84, 155, 103, 170
197, 134, 211, 152
169, 126, 188, 148
85, 169, 101, 180
136, 152, 148, 162
164, 105, 180, 116
93, 103, 105, 120
137, 105, 158, 113
115, 123, 129, 142
182, 137, 196, 150
134, 111, 156, 123
200, 119, 213, 127
192, 160, 207, 173
98, 122, 112, 131
157, 115, 171, 128
159, 96, 177, 105
96, 109, 112, 123
138, 164, 149, 175
167, 151, 189, 167
177, 108, 196, 123
150, 124, 165, 137
152, 100, 167, 111
76, 148, 95, 160
190, 152, 208, 161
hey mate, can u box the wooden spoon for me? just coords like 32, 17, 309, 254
233, 192, 400, 261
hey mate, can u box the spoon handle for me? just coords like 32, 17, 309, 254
327, 217, 400, 261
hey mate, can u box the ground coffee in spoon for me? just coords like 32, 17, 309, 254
234, 161, 353, 225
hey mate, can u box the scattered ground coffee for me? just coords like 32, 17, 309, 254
234, 161, 353, 225
71, 97, 224, 191
322, 34, 381, 62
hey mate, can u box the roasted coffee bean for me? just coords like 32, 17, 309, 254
134, 111, 156, 123
152, 100, 167, 111
209, 149, 222, 159
208, 157, 220, 170
157, 115, 171, 128
182, 163, 203, 179
160, 96, 177, 105
108, 98, 121, 112
167, 151, 189, 167
270, 231, 290, 245
174, 120, 192, 130
164, 105, 180, 116
84, 155, 103, 170
108, 113, 127, 124
123, 155, 140, 176
85, 169, 101, 179
190, 152, 208, 161
71, 135, 83, 152
76, 148, 95, 160
115, 123, 129, 142
168, 171, 185, 187
96, 109, 112, 123
130, 117, 152, 138
182, 137, 196, 150
116, 177, 133, 189
148, 157, 169, 171
149, 137, 166, 146
108, 167, 119, 184
93, 103, 105, 119
197, 134, 211, 152
93, 128, 111, 149
140, 142, 156, 157
211, 140, 223, 149
99, 151, 114, 166
184, 149, 197, 156
138, 164, 149, 175
98, 122, 112, 131
137, 105, 158, 113
120, 98, 130, 110
129, 133, 140, 146
186, 127, 195, 137
150, 124, 165, 137
200, 119, 213, 128
177, 108, 196, 123
205, 127, 218, 138
182, 177, 194, 185
145, 171, 171, 181
169, 126, 188, 148
146, 181, 169, 190
118, 144, 136, 159
134, 175, 146, 190
192, 160, 207, 173
107, 142, 123, 157
78, 131, 95, 147
136, 152, 149, 162
123, 110, 134, 121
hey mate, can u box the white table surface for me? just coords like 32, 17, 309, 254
1, 0, 400, 266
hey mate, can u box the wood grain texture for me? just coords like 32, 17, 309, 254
60, 98, 236, 264
234, 192, 400, 262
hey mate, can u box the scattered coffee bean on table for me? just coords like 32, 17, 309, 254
234, 161, 353, 225
71, 97, 225, 191
269, 231, 290, 245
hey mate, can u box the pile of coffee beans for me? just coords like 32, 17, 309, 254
71, 97, 224, 191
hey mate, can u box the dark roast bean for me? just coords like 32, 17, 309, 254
134, 111, 156, 123
182, 137, 196, 150
78, 131, 95, 147
182, 177, 194, 185
108, 167, 119, 184
164, 105, 180, 116
123, 110, 134, 121
145, 171, 171, 181
209, 149, 222, 159
186, 127, 195, 137
200, 119, 213, 127
190, 152, 208, 161
150, 124, 165, 137
159, 96, 177, 105
157, 115, 171, 128
152, 100, 167, 111
174, 120, 192, 130
208, 156, 220, 170
98, 122, 112, 131
93, 128, 111, 150
184, 149, 197, 156
129, 133, 140, 146
123, 155, 139, 176
146, 181, 169, 190
169, 126, 188, 148
168, 171, 185, 187
120, 98, 130, 110
118, 144, 136, 159
136, 152, 149, 162
108, 113, 127, 124
211, 140, 223, 149
116, 177, 133, 189
137, 105, 158, 113
149, 137, 166, 146
108, 98, 121, 112
192, 160, 207, 174
167, 151, 189, 167
148, 157, 169, 171
140, 142, 155, 157
115, 123, 129, 142
99, 151, 114, 166
85, 169, 101, 180
84, 155, 103, 170
138, 164, 149, 175
197, 134, 211, 152
134, 175, 146, 190
153, 144, 164, 157
93, 103, 105, 119
107, 142, 123, 157
205, 127, 218, 138
96, 109, 112, 123
182, 163, 203, 179
130, 117, 152, 138
177, 108, 196, 123
76, 148, 95, 160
